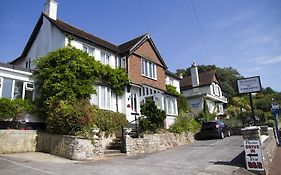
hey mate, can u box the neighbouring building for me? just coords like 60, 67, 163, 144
0, 0, 179, 128
180, 63, 228, 115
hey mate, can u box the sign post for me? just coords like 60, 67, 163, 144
272, 102, 280, 145
237, 76, 262, 126
244, 140, 264, 171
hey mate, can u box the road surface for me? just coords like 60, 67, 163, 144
0, 136, 252, 175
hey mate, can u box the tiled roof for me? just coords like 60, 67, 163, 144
166, 70, 181, 80
10, 13, 168, 70
180, 70, 219, 90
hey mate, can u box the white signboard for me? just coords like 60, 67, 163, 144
237, 76, 262, 94
244, 140, 264, 171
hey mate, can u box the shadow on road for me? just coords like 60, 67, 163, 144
210, 151, 246, 168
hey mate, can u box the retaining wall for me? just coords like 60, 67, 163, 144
0, 130, 37, 154
124, 132, 194, 155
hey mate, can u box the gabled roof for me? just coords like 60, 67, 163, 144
166, 70, 181, 80
118, 33, 168, 69
10, 13, 168, 70
180, 70, 219, 90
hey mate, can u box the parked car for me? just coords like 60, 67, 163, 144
199, 120, 231, 139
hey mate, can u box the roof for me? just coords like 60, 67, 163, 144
166, 70, 181, 80
118, 33, 147, 55
11, 13, 168, 70
180, 70, 219, 90
0, 62, 34, 73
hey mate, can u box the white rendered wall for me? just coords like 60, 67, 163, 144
165, 75, 180, 93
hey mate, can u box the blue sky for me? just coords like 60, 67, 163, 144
0, 0, 281, 91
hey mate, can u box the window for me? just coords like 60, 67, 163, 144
2, 78, 13, 99
100, 86, 111, 110
131, 93, 137, 112
13, 80, 24, 99
165, 97, 176, 115
213, 84, 221, 97
141, 58, 157, 79
24, 82, 35, 100
101, 52, 110, 65
25, 60, 31, 69
83, 45, 94, 56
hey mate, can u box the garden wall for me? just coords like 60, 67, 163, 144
124, 132, 194, 155
0, 130, 37, 154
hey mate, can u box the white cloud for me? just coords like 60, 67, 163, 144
258, 55, 281, 64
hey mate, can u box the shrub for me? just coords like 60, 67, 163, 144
139, 99, 166, 132
46, 99, 94, 137
170, 112, 201, 134
93, 106, 128, 136
0, 98, 36, 121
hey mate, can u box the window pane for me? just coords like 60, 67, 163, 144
83, 46, 88, 52
100, 86, 105, 108
106, 87, 111, 109
106, 54, 110, 65
101, 53, 105, 64
14, 80, 23, 99
2, 78, 13, 99
24, 90, 33, 100
141, 59, 145, 74
88, 48, 94, 56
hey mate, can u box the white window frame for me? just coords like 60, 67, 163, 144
165, 97, 177, 115
99, 86, 112, 110
101, 52, 111, 65
141, 58, 157, 80
131, 93, 138, 113
0, 77, 3, 98
83, 45, 95, 57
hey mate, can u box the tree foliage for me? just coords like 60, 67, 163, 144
33, 47, 129, 135
139, 99, 166, 132
0, 98, 36, 122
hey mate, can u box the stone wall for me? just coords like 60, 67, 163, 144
124, 132, 194, 155
241, 126, 277, 175
0, 130, 104, 160
0, 130, 37, 154
37, 133, 104, 160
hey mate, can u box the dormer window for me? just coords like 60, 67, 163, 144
83, 45, 94, 57
141, 58, 157, 80
212, 84, 221, 97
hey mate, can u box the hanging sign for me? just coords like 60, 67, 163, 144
237, 76, 262, 94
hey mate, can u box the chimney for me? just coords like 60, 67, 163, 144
43, 0, 58, 20
190, 62, 199, 87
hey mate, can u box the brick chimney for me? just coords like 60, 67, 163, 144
190, 62, 199, 87
43, 0, 58, 20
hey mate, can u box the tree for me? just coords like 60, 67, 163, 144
33, 46, 129, 135
139, 99, 166, 132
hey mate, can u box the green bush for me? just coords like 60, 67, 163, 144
0, 98, 36, 121
139, 99, 166, 133
93, 106, 128, 136
170, 112, 201, 133
46, 99, 94, 137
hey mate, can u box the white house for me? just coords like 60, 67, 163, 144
180, 63, 228, 115
1, 0, 179, 128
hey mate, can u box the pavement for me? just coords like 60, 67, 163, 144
0, 136, 255, 175
268, 146, 281, 175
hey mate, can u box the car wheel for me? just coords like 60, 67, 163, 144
227, 131, 231, 137
220, 132, 224, 139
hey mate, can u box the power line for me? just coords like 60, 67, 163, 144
189, 0, 211, 61
137, 0, 150, 33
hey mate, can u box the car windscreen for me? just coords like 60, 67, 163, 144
201, 122, 217, 130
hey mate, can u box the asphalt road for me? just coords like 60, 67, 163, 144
0, 136, 251, 175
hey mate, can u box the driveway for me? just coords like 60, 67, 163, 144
0, 136, 253, 175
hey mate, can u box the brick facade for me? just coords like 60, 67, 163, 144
128, 41, 166, 91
